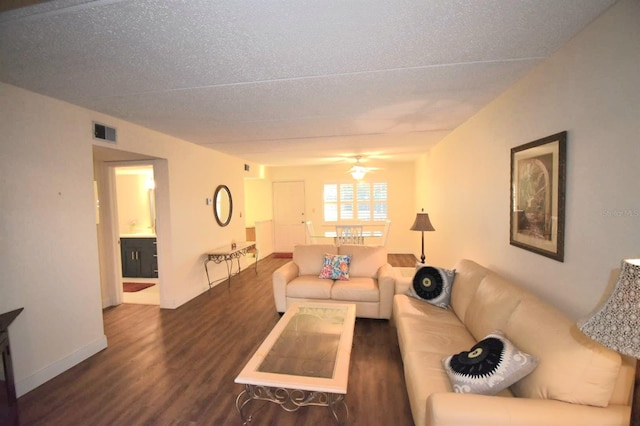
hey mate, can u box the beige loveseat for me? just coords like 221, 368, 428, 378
272, 244, 395, 319
394, 259, 636, 426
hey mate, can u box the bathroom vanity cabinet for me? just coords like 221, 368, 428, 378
121, 237, 158, 278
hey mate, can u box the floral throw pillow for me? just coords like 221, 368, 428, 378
318, 253, 352, 280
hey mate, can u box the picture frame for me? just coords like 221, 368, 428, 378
510, 131, 567, 262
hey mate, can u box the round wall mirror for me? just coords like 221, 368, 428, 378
213, 185, 233, 227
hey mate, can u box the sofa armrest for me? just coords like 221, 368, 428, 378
426, 393, 631, 426
272, 261, 299, 313
377, 263, 396, 319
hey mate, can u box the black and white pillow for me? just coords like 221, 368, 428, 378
406, 263, 455, 308
443, 330, 538, 395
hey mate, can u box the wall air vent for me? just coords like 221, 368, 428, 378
93, 122, 117, 143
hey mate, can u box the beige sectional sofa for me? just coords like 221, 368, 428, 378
272, 244, 395, 319
393, 259, 636, 426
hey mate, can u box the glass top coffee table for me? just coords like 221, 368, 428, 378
235, 302, 356, 424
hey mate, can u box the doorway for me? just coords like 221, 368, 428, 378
93, 146, 167, 309
273, 181, 306, 253
115, 165, 159, 306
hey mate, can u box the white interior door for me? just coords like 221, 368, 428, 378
273, 181, 306, 252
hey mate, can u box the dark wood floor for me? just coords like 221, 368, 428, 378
18, 254, 416, 426
17, 253, 640, 425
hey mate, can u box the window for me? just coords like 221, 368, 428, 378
324, 182, 388, 222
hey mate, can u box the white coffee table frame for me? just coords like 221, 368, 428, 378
235, 302, 356, 424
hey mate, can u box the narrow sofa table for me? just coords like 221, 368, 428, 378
204, 241, 258, 290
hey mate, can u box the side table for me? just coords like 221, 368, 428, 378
1, 308, 23, 426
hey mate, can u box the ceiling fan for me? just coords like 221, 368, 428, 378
347, 157, 381, 180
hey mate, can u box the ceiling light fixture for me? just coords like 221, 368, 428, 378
350, 165, 367, 180
349, 157, 368, 180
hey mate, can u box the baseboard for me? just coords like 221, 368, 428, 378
102, 296, 117, 309
167, 261, 259, 309
16, 334, 108, 397
166, 285, 204, 309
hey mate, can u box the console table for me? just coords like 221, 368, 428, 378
1, 308, 23, 426
204, 241, 258, 290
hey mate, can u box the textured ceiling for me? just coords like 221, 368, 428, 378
0, 0, 616, 166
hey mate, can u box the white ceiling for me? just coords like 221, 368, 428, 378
0, 0, 616, 167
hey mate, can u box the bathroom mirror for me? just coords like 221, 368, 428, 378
213, 185, 232, 227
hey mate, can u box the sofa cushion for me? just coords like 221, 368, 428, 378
286, 276, 333, 299
394, 295, 475, 355
394, 294, 464, 328
338, 244, 387, 278
443, 330, 538, 395
450, 259, 491, 323
463, 273, 530, 341
396, 315, 474, 356
406, 263, 456, 309
403, 351, 461, 426
331, 277, 379, 302
293, 244, 337, 276
504, 297, 622, 408
318, 253, 351, 280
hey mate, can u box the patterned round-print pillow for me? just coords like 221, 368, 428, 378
443, 330, 538, 395
406, 264, 455, 308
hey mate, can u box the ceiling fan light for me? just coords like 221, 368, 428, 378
351, 166, 367, 180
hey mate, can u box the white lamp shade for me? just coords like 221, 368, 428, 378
578, 259, 640, 358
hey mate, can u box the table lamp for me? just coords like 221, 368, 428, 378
578, 258, 640, 358
410, 209, 435, 264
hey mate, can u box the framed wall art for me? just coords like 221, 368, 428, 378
510, 131, 567, 262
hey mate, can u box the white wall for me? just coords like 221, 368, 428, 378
255, 219, 275, 258
244, 177, 273, 227
1, 83, 107, 396
0, 82, 255, 396
268, 162, 416, 253
417, 0, 640, 320
115, 171, 155, 235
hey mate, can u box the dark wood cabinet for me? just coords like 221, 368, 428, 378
121, 238, 158, 278
1, 308, 23, 426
